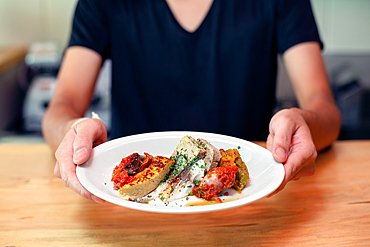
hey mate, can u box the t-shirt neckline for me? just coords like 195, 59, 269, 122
163, 0, 216, 35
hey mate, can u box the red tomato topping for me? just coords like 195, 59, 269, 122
111, 153, 153, 189
192, 165, 238, 201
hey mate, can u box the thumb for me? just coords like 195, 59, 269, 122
269, 120, 294, 164
72, 119, 107, 164
72, 135, 92, 165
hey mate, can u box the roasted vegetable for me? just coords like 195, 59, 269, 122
219, 149, 249, 191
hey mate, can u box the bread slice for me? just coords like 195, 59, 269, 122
118, 156, 174, 200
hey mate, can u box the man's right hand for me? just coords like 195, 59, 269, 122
54, 118, 107, 203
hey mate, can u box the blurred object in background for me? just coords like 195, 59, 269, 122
331, 63, 363, 129
0, 41, 111, 143
22, 75, 58, 132
22, 42, 112, 134
276, 54, 370, 140
327, 56, 370, 140
25, 42, 61, 70
0, 47, 28, 132
25, 42, 61, 79
22, 42, 61, 133
87, 59, 112, 134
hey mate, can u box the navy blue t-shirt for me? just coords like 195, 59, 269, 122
68, 0, 322, 141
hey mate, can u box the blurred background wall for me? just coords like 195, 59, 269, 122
0, 0, 77, 49
1, 0, 369, 54
0, 0, 370, 140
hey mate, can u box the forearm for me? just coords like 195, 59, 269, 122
282, 42, 342, 151
42, 47, 103, 151
42, 100, 85, 152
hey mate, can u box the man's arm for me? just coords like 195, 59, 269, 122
282, 41, 341, 151
42, 46, 103, 151
42, 46, 107, 203
267, 41, 341, 195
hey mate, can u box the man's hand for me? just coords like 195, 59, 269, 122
54, 118, 107, 203
266, 108, 317, 196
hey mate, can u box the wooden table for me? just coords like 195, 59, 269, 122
1, 141, 369, 246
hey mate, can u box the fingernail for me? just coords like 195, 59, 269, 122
276, 147, 287, 160
91, 195, 104, 203
73, 148, 86, 163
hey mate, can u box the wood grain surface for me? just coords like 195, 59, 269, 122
0, 141, 369, 246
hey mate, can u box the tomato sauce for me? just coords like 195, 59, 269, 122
192, 165, 238, 201
111, 153, 153, 189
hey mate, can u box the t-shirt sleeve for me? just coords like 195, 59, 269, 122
68, 0, 110, 58
276, 0, 323, 54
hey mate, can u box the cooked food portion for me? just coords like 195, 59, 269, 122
158, 157, 205, 202
112, 154, 174, 200
136, 155, 191, 203
171, 136, 205, 162
219, 149, 250, 191
198, 138, 222, 171
170, 136, 221, 172
112, 153, 153, 189
112, 136, 249, 203
192, 165, 238, 201
139, 136, 219, 203
124, 153, 152, 175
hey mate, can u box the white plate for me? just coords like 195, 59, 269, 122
76, 131, 284, 214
